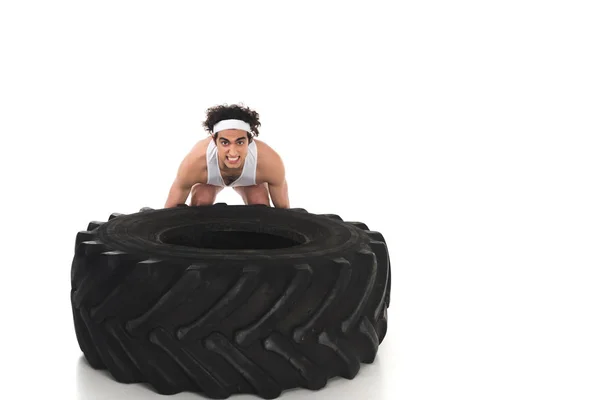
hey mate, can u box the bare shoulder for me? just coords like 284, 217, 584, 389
189, 136, 212, 158
256, 139, 284, 163
255, 139, 286, 184
177, 137, 211, 185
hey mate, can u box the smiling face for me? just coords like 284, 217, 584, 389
214, 129, 250, 170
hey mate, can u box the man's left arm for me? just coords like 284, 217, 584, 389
266, 153, 290, 208
269, 178, 289, 208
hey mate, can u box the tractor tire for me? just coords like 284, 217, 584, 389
70, 203, 391, 399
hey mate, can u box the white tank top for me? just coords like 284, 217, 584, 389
206, 139, 258, 187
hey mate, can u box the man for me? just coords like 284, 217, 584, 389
164, 103, 290, 208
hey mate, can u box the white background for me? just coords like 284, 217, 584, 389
1, 1, 599, 399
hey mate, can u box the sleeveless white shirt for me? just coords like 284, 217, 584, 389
206, 139, 258, 187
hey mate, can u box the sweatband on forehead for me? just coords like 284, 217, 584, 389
212, 119, 252, 134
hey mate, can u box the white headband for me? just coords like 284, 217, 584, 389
212, 119, 252, 134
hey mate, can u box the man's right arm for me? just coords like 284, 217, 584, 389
164, 179, 192, 208
164, 156, 197, 208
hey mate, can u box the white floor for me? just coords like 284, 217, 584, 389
2, 1, 600, 399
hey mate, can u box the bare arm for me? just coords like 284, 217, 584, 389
164, 179, 192, 208
164, 155, 200, 208
266, 152, 290, 209
268, 178, 290, 208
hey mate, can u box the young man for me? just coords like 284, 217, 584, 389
164, 104, 290, 208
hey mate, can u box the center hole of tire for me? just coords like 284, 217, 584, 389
159, 227, 306, 250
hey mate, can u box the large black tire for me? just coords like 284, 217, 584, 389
71, 204, 391, 399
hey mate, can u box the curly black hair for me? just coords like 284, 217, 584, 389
202, 103, 261, 141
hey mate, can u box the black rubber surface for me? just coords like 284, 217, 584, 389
70, 204, 391, 398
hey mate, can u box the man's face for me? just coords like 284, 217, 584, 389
215, 129, 249, 170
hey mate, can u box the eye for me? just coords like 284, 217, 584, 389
221, 141, 228, 146
237, 141, 245, 145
